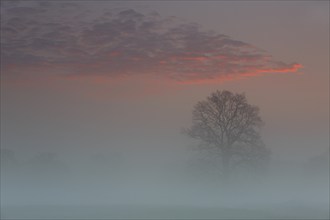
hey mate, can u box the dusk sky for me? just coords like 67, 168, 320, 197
1, 0, 329, 166
1, 1, 329, 218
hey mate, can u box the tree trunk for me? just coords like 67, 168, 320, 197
221, 152, 231, 184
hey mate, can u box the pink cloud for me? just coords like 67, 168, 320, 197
1, 3, 302, 84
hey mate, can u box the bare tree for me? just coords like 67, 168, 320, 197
185, 90, 270, 180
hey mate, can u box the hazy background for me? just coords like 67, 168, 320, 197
1, 1, 329, 219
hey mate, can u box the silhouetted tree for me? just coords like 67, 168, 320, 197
0, 148, 17, 166
26, 152, 69, 182
304, 150, 329, 178
185, 90, 270, 180
1, 148, 18, 176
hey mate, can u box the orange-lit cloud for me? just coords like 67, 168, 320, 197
1, 2, 302, 84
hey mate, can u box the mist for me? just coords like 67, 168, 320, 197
1, 132, 329, 219
1, 0, 329, 219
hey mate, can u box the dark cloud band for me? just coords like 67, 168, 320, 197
1, 1, 302, 83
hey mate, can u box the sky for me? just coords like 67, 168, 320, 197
1, 0, 329, 166
1, 1, 329, 218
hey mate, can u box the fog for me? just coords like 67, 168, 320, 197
1, 144, 328, 219
1, 0, 329, 219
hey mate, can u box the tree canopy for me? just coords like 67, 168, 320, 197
185, 90, 270, 179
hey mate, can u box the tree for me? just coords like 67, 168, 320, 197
0, 148, 17, 166
26, 152, 69, 182
0, 148, 18, 176
185, 90, 270, 180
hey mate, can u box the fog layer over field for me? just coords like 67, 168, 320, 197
1, 146, 329, 219
1, 0, 329, 219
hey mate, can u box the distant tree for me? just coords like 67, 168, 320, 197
27, 152, 69, 180
0, 148, 18, 173
1, 148, 20, 184
184, 90, 270, 181
304, 150, 329, 177
0, 148, 17, 165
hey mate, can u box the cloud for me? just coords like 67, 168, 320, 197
1, 1, 302, 84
